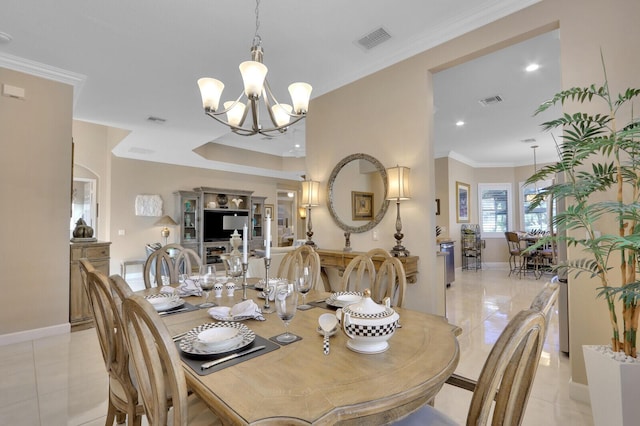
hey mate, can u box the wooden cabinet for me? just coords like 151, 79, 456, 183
69, 241, 111, 330
175, 190, 201, 254
251, 196, 266, 250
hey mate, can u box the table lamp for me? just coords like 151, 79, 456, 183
386, 165, 411, 257
154, 215, 178, 246
301, 178, 320, 247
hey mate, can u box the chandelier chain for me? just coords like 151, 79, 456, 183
253, 0, 261, 46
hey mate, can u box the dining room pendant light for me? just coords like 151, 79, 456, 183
197, 0, 312, 137
386, 165, 411, 257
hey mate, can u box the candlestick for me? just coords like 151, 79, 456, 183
241, 261, 249, 301
242, 223, 248, 263
262, 257, 274, 313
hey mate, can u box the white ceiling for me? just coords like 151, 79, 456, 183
0, 0, 558, 178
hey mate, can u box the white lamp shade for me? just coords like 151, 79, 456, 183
386, 166, 411, 200
224, 101, 246, 127
239, 61, 268, 98
288, 82, 312, 114
197, 78, 224, 111
301, 180, 320, 207
272, 103, 292, 127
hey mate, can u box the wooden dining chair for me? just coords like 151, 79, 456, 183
277, 245, 322, 290
339, 254, 376, 293
444, 279, 560, 398
83, 268, 144, 426
173, 247, 202, 276
395, 308, 547, 426
144, 246, 177, 288
122, 294, 222, 425
373, 257, 407, 307
505, 232, 538, 278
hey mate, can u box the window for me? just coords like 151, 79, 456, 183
520, 180, 554, 233
478, 183, 513, 238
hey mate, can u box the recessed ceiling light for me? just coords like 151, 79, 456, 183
294, 144, 300, 148
525, 63, 540, 72
0, 31, 13, 44
456, 121, 465, 127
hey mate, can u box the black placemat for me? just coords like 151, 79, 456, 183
268, 334, 303, 346
158, 302, 200, 317
179, 335, 279, 376
308, 299, 336, 310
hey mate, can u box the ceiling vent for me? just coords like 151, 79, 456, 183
520, 138, 537, 144
356, 27, 392, 51
147, 115, 166, 124
478, 95, 504, 107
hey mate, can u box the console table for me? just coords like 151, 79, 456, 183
316, 249, 419, 289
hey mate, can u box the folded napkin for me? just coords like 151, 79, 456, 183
160, 280, 202, 297
208, 300, 265, 321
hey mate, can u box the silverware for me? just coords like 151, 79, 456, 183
201, 345, 266, 370
159, 307, 190, 316
172, 331, 189, 341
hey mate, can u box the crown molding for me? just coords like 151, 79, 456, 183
0, 52, 86, 108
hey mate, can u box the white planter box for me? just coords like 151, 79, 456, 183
583, 345, 640, 426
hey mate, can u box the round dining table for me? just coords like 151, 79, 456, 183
140, 279, 460, 425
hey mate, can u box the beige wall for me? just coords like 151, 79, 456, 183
307, 0, 640, 387
0, 68, 72, 335
108, 156, 298, 272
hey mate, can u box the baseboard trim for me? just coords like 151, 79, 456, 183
569, 379, 591, 405
0, 323, 70, 346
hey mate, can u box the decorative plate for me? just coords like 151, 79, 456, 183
145, 294, 185, 312
326, 292, 363, 308
179, 322, 255, 356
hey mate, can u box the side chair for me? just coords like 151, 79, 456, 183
83, 268, 143, 426
340, 254, 376, 293
122, 294, 222, 425
395, 308, 547, 425
277, 245, 322, 290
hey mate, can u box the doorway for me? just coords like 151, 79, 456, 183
276, 190, 296, 247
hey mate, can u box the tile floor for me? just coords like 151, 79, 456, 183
0, 267, 594, 425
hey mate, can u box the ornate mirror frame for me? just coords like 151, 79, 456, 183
327, 153, 390, 233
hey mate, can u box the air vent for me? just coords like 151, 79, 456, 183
147, 116, 166, 124
478, 95, 504, 107
128, 147, 155, 155
356, 27, 392, 50
521, 138, 537, 144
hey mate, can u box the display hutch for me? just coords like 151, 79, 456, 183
176, 187, 264, 264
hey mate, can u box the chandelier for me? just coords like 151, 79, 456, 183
197, 0, 312, 136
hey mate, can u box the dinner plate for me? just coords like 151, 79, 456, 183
145, 294, 185, 312
196, 327, 243, 352
326, 291, 363, 308
179, 322, 255, 356
254, 277, 286, 291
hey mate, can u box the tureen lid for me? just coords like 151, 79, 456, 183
343, 289, 394, 318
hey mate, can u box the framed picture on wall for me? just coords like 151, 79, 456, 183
352, 191, 374, 220
456, 181, 470, 223
264, 204, 274, 220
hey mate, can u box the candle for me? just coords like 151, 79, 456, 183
265, 213, 271, 259
242, 222, 248, 263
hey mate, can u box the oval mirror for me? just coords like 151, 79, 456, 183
327, 153, 389, 233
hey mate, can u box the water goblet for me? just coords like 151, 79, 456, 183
227, 255, 243, 286
198, 265, 216, 308
275, 282, 298, 343
295, 265, 313, 310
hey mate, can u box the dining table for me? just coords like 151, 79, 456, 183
137, 278, 460, 425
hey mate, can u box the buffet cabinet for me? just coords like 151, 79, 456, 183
69, 241, 111, 330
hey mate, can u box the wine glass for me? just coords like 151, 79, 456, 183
275, 282, 298, 343
295, 264, 313, 310
227, 255, 243, 286
198, 265, 216, 308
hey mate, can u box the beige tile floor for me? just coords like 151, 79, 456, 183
0, 267, 593, 425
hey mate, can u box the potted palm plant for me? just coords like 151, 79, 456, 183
526, 57, 640, 426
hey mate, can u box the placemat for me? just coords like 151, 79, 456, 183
308, 299, 336, 310
268, 334, 303, 346
179, 335, 279, 376
158, 302, 201, 317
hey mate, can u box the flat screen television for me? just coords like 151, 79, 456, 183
203, 210, 249, 242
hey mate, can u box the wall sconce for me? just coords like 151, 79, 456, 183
386, 165, 411, 257
298, 206, 307, 220
154, 215, 178, 246
300, 178, 320, 247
